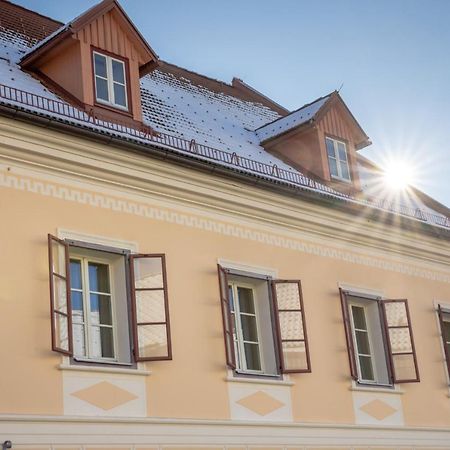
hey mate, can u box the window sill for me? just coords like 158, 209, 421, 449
58, 363, 151, 376
350, 382, 404, 395
225, 376, 294, 387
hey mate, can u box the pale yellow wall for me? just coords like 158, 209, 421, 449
1, 116, 450, 433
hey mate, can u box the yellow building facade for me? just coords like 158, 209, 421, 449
0, 1, 450, 449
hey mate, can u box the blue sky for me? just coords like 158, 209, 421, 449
15, 0, 450, 206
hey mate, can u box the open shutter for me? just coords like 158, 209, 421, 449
339, 288, 358, 380
48, 234, 73, 356
272, 280, 311, 373
129, 254, 172, 361
381, 299, 420, 383
437, 305, 450, 378
217, 264, 236, 369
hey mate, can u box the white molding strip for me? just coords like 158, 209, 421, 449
1, 167, 450, 284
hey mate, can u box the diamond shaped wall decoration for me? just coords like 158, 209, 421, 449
71, 381, 138, 411
359, 399, 397, 421
236, 390, 284, 416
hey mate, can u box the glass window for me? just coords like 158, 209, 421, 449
228, 283, 263, 373
346, 297, 392, 386
69, 257, 115, 361
326, 137, 351, 181
93, 51, 128, 110
351, 305, 375, 382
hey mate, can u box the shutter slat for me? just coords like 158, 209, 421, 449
339, 288, 358, 380
437, 305, 450, 378
129, 254, 172, 362
48, 234, 73, 356
217, 265, 236, 369
272, 280, 311, 374
381, 299, 420, 383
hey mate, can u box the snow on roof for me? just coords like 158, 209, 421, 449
255, 95, 331, 142
0, 6, 448, 230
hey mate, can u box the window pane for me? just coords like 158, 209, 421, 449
275, 282, 300, 310
100, 327, 114, 358
112, 59, 125, 83
71, 291, 84, 322
240, 314, 258, 342
389, 328, 412, 354
88, 262, 110, 293
337, 142, 347, 161
54, 312, 69, 352
359, 355, 375, 381
328, 157, 338, 177
282, 341, 307, 371
53, 275, 67, 314
351, 306, 367, 330
134, 257, 164, 289
94, 53, 107, 78
237, 287, 255, 313
70, 260, 82, 289
392, 353, 416, 380
51, 240, 66, 277
279, 311, 304, 340
113, 83, 127, 107
355, 330, 371, 355
244, 342, 261, 371
137, 324, 168, 358
340, 161, 350, 180
95, 77, 109, 102
326, 138, 335, 157
136, 289, 165, 323
384, 302, 408, 327
90, 294, 112, 325
73, 323, 86, 357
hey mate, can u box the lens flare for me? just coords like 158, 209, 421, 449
382, 159, 416, 190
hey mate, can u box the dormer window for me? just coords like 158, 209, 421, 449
93, 51, 128, 111
326, 137, 351, 182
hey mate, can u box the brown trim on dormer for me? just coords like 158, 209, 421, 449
315, 92, 370, 149
90, 46, 133, 117
20, 28, 73, 68
31, 69, 86, 110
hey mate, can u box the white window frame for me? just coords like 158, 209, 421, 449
93, 51, 128, 110
229, 281, 265, 375
349, 303, 377, 384
70, 255, 118, 363
326, 137, 351, 182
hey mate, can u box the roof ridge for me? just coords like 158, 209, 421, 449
159, 60, 234, 90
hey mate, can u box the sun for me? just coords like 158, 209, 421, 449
382, 159, 416, 191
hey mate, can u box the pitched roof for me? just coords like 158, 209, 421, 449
0, 0, 448, 231
255, 94, 332, 142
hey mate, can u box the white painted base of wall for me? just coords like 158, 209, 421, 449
1, 415, 450, 448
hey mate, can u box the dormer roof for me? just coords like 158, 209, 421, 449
20, 0, 158, 76
256, 91, 370, 149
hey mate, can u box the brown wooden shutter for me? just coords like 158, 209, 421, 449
339, 288, 358, 380
48, 234, 73, 356
272, 280, 311, 373
437, 305, 450, 377
129, 254, 172, 361
217, 264, 236, 369
381, 299, 420, 383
